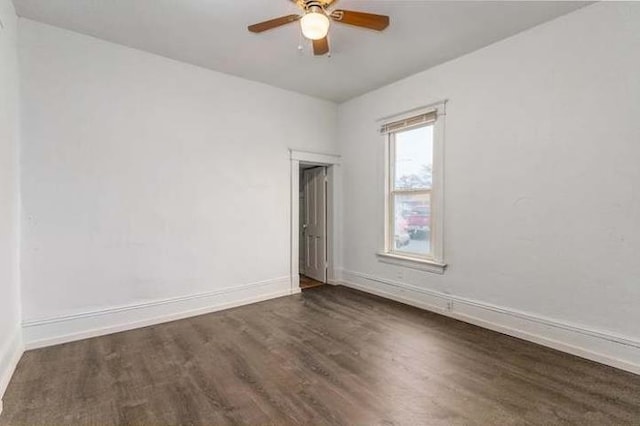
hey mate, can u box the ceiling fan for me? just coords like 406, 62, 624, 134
248, 0, 390, 56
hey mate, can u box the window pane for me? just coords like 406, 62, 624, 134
394, 125, 433, 190
392, 193, 431, 256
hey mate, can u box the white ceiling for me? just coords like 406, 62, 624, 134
13, 0, 590, 102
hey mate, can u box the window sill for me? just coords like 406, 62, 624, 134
376, 252, 447, 274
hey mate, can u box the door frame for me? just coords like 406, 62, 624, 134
290, 149, 341, 292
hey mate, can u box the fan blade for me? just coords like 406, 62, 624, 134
248, 14, 300, 33
330, 10, 389, 31
313, 37, 329, 56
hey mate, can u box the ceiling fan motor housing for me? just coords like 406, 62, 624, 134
304, 1, 326, 14
299, 0, 329, 11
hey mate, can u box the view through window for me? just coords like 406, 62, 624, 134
390, 124, 433, 257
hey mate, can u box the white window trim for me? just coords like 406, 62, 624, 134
376, 252, 447, 274
377, 100, 447, 274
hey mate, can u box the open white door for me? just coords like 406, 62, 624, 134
302, 167, 327, 283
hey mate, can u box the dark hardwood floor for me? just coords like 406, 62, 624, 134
299, 274, 324, 290
1, 285, 639, 425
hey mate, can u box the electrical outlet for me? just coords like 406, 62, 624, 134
395, 270, 403, 280
446, 300, 453, 312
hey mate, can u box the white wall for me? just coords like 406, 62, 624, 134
18, 19, 337, 347
13, 1, 640, 375
338, 2, 640, 373
0, 0, 23, 405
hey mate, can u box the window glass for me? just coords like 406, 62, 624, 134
393, 126, 433, 191
389, 124, 434, 258
392, 193, 431, 256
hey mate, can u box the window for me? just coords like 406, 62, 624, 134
379, 103, 446, 273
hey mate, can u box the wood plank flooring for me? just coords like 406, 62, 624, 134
300, 274, 324, 290
1, 285, 639, 425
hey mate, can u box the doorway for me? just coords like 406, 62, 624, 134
289, 150, 340, 292
300, 165, 327, 288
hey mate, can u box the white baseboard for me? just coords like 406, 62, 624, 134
340, 269, 640, 376
23, 276, 295, 350
0, 327, 24, 414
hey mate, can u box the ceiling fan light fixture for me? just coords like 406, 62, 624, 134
247, 0, 391, 56
300, 9, 330, 40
